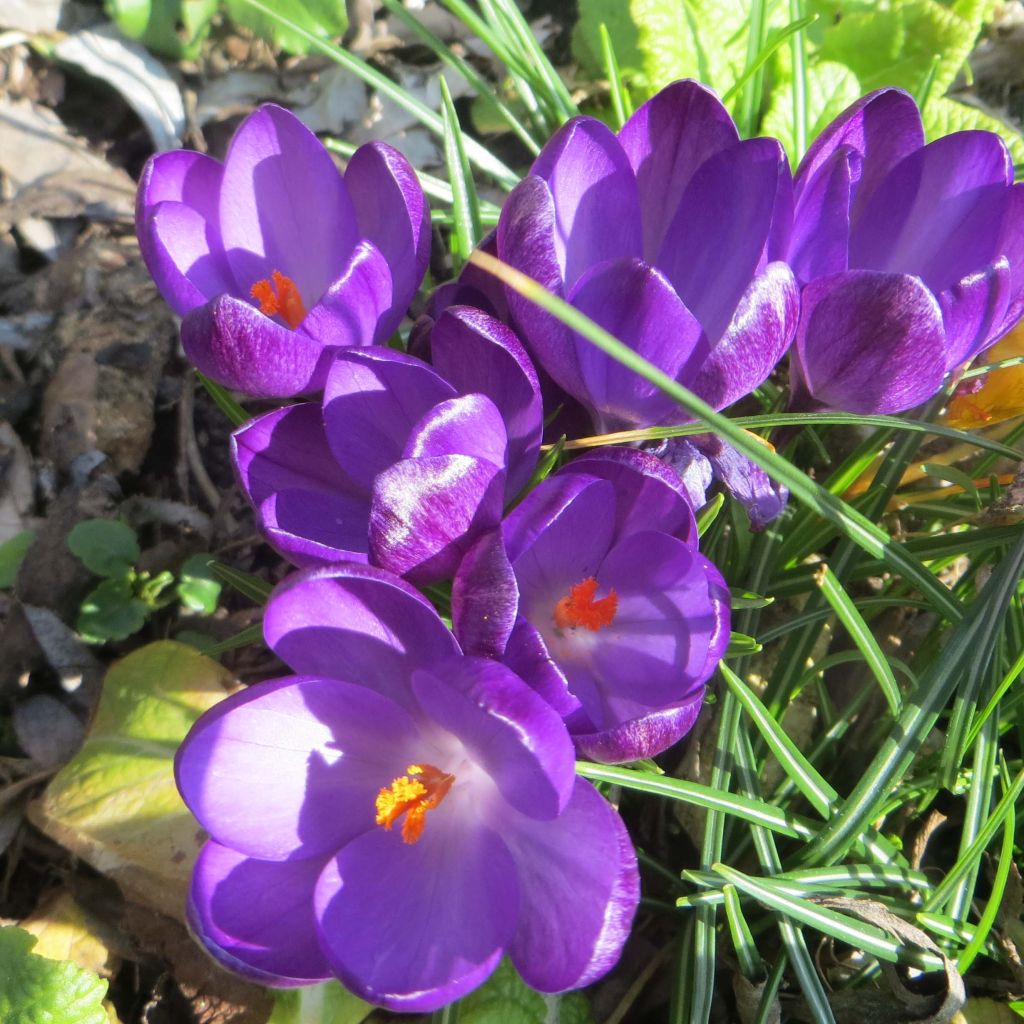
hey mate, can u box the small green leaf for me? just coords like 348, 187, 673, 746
269, 981, 371, 1024
67, 519, 140, 578
224, 0, 347, 55
77, 579, 149, 644
0, 926, 108, 1024
0, 529, 35, 588
726, 632, 763, 657
457, 958, 593, 1024
105, 0, 218, 60
176, 553, 223, 615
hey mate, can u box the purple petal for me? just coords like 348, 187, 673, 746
314, 821, 516, 1012
257, 490, 370, 567
618, 80, 740, 262
690, 261, 799, 412
852, 131, 1015, 292
497, 177, 583, 399
657, 138, 788, 340
939, 258, 1012, 368
176, 676, 420, 860
653, 438, 714, 511
571, 696, 705, 764
412, 656, 575, 819
547, 532, 727, 748
369, 454, 506, 585
796, 88, 924, 221
344, 141, 430, 328
506, 475, 617, 606
404, 394, 508, 468
693, 433, 789, 531
323, 347, 456, 489
139, 204, 234, 317
181, 295, 329, 397
263, 564, 460, 708
559, 447, 698, 546
567, 258, 708, 431
795, 270, 947, 413
232, 404, 353, 507
430, 306, 543, 496
218, 104, 358, 305
298, 239, 394, 349
136, 151, 231, 315
529, 117, 642, 286
506, 779, 638, 991
189, 842, 332, 985
789, 146, 857, 282
232, 404, 369, 566
451, 529, 520, 658
503, 617, 579, 719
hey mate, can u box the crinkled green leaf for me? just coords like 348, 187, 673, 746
0, 926, 108, 1024
105, 0, 218, 60
269, 981, 371, 1024
922, 95, 1024, 166
224, 0, 347, 55
0, 529, 35, 589
67, 519, 139, 579
572, 0, 750, 96
29, 641, 234, 919
175, 553, 222, 615
819, 0, 992, 99
457, 959, 594, 1024
77, 579, 149, 644
763, 59, 862, 164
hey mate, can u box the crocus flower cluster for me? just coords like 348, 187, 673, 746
138, 78, 1024, 1009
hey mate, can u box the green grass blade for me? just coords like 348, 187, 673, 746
789, 0, 809, 157
439, 76, 482, 267
378, 0, 541, 155
724, 885, 763, 980
469, 250, 965, 622
712, 865, 945, 971
239, 0, 520, 190
816, 565, 902, 716
197, 372, 247, 427
722, 14, 817, 107
797, 535, 1024, 866
599, 22, 632, 129
964, 645, 1024, 747
735, 0, 769, 134
575, 762, 814, 839
956, 785, 1015, 973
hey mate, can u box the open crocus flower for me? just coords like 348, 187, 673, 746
453, 448, 731, 763
232, 306, 543, 584
787, 88, 1024, 414
136, 104, 429, 397
497, 78, 798, 435
175, 564, 638, 1009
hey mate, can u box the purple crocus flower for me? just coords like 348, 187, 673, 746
232, 306, 543, 584
497, 79, 798, 435
453, 448, 731, 763
175, 564, 638, 1009
787, 88, 1024, 413
136, 104, 429, 398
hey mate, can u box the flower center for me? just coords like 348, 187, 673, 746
374, 763, 455, 844
250, 270, 306, 329
553, 577, 618, 632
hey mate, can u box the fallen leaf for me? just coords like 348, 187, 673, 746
29, 641, 236, 919
54, 25, 185, 152
21, 891, 117, 978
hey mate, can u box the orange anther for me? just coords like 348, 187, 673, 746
553, 577, 618, 632
249, 270, 306, 329
374, 763, 455, 844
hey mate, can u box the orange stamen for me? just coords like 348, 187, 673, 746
249, 270, 306, 329
374, 763, 455, 844
553, 577, 618, 632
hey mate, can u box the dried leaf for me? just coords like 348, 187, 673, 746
29, 641, 235, 919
